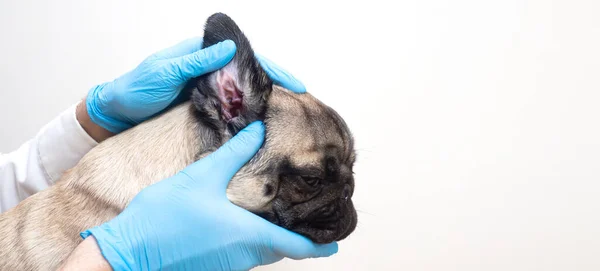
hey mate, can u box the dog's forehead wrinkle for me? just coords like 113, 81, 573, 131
282, 161, 325, 178
322, 106, 352, 158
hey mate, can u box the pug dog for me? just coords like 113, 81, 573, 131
0, 13, 357, 270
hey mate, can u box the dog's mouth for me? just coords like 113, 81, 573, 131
261, 199, 357, 244
290, 201, 357, 243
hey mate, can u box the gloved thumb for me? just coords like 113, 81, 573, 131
182, 121, 265, 191
267, 224, 339, 260
173, 39, 236, 81
256, 54, 306, 94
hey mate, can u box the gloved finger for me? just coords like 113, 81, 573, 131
153, 36, 205, 59
160, 80, 197, 113
173, 40, 236, 81
256, 54, 306, 94
182, 121, 265, 190
267, 224, 339, 259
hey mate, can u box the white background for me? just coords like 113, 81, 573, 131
1, 0, 600, 270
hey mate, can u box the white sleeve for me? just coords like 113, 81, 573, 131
0, 103, 98, 213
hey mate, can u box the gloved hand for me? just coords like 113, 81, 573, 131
80, 121, 337, 271
86, 37, 306, 133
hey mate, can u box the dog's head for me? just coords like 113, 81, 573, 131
232, 88, 358, 243
192, 13, 357, 244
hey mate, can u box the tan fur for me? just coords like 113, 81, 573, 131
0, 101, 204, 270
0, 86, 351, 270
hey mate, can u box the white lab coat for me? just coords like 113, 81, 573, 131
0, 103, 98, 213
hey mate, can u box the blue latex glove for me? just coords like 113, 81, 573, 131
255, 54, 306, 94
87, 37, 306, 133
81, 121, 337, 271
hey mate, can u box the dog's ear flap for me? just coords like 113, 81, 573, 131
194, 12, 272, 134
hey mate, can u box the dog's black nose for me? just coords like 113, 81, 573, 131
342, 184, 351, 201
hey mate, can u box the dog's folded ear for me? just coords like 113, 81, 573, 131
193, 12, 272, 135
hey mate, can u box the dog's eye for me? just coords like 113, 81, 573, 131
302, 176, 321, 187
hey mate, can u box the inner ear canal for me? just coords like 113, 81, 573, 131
216, 69, 243, 121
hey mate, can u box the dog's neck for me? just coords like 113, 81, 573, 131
63, 102, 213, 210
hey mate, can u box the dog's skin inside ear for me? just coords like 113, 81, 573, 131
192, 13, 272, 141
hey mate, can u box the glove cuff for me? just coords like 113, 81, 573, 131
81, 226, 135, 271
86, 84, 132, 134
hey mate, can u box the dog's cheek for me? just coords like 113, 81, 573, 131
226, 174, 277, 212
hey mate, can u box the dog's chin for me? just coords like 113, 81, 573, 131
289, 216, 357, 244
260, 201, 358, 244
